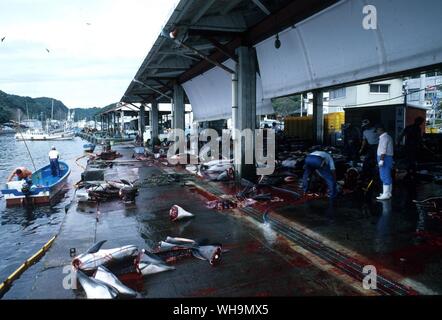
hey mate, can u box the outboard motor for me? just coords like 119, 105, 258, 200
21, 180, 34, 195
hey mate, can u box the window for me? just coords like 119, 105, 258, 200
329, 87, 346, 99
425, 92, 436, 100
370, 84, 390, 93
408, 89, 420, 101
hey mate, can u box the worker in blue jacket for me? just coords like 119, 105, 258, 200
303, 149, 337, 199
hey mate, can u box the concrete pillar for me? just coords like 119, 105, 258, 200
151, 100, 159, 144
112, 112, 116, 135
234, 46, 257, 180
120, 110, 125, 135
312, 91, 324, 144
139, 104, 146, 142
173, 84, 185, 131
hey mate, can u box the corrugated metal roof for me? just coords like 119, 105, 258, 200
121, 0, 333, 104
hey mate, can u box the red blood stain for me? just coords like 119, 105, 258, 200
385, 233, 442, 276
245, 241, 262, 253
119, 272, 144, 291
288, 256, 311, 268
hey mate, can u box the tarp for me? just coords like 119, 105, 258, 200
255, 0, 442, 99
182, 59, 274, 122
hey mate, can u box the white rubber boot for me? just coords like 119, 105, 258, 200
376, 185, 391, 200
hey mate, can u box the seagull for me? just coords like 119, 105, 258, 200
46, 48, 50, 53
1, 37, 5, 42
86, 22, 91, 26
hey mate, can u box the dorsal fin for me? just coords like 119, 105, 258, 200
86, 240, 107, 253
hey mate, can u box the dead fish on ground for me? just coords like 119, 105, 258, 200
137, 250, 175, 276
153, 236, 222, 266
93, 266, 139, 298
72, 240, 139, 273
76, 269, 118, 299
169, 205, 195, 221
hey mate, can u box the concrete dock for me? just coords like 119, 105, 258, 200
3, 143, 442, 298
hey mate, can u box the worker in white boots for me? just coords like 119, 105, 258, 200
375, 124, 394, 200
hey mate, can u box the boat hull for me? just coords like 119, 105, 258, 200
83, 143, 96, 153
15, 133, 74, 141
1, 161, 71, 207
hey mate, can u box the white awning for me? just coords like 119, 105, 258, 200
182, 59, 274, 122
255, 0, 442, 99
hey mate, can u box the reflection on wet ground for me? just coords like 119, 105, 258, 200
275, 178, 442, 293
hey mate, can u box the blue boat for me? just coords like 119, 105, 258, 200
1, 161, 71, 206
83, 143, 96, 153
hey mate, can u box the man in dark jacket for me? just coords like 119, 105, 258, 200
397, 116, 425, 179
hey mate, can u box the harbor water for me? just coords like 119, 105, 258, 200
0, 135, 85, 284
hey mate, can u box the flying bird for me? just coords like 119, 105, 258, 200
86, 22, 91, 26
46, 48, 50, 53
1, 36, 5, 42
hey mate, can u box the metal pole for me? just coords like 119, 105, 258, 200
173, 39, 235, 75
231, 69, 238, 140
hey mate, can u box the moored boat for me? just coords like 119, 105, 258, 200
15, 129, 74, 141
1, 161, 71, 206
83, 143, 96, 153
0, 125, 15, 135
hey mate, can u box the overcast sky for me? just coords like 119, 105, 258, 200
0, 0, 177, 108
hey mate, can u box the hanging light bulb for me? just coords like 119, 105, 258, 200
274, 33, 281, 49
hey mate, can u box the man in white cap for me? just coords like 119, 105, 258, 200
48, 146, 60, 176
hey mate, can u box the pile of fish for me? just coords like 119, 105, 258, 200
200, 159, 234, 181
76, 179, 139, 203
73, 237, 223, 299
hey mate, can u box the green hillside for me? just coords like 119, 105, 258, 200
0, 90, 111, 124
0, 90, 69, 123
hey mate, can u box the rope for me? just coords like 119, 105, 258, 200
0, 235, 57, 299
14, 124, 37, 171
75, 154, 88, 170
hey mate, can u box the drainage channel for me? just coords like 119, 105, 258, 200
195, 181, 417, 296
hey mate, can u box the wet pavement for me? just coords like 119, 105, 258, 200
272, 181, 442, 294
3, 144, 360, 298
3, 142, 442, 298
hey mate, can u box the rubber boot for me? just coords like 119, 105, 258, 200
376, 185, 391, 200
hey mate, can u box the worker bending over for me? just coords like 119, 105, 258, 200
7, 167, 32, 183
303, 150, 337, 199
376, 124, 394, 200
